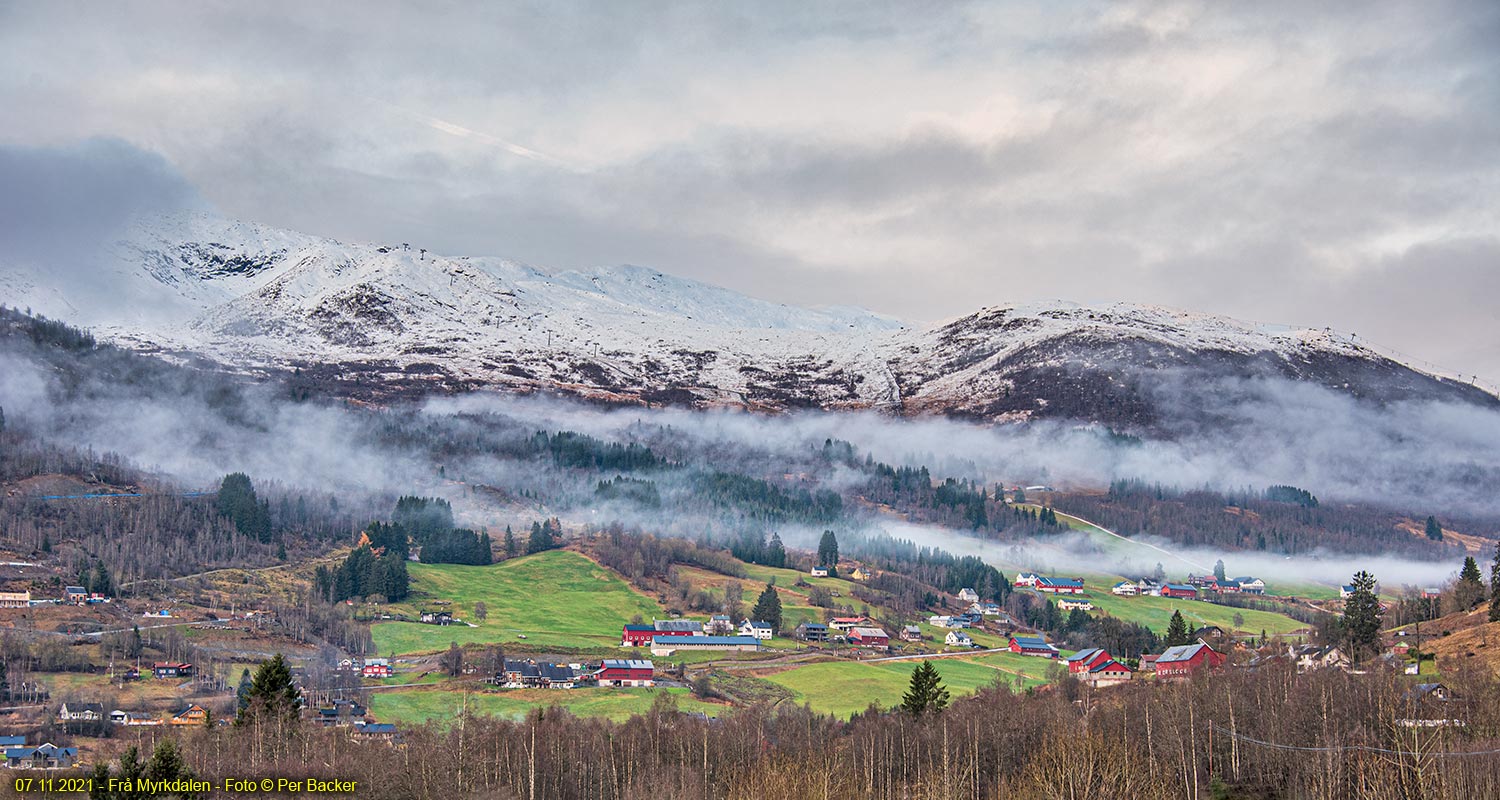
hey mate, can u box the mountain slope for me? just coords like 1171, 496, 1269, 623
2, 211, 1494, 427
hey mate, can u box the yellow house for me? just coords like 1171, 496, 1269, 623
170, 704, 209, 725
849, 567, 871, 581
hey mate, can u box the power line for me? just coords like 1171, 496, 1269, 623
1210, 723, 1500, 757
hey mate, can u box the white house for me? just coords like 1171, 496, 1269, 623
1057, 598, 1094, 611
1234, 577, 1266, 595
739, 620, 774, 640
809, 566, 830, 578
945, 630, 974, 647
1111, 582, 1138, 596
957, 588, 980, 603
1014, 572, 1040, 588
927, 615, 956, 628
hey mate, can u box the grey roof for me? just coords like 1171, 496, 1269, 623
601, 659, 653, 670
1157, 643, 1215, 663
1067, 648, 1104, 663
654, 619, 703, 632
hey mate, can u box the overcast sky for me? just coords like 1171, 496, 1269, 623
2, 1, 1497, 377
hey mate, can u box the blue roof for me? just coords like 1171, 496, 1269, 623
651, 635, 758, 645
1164, 584, 1197, 591
1067, 648, 1104, 663
624, 624, 654, 632
361, 723, 397, 733
1012, 635, 1054, 648
0, 736, 24, 747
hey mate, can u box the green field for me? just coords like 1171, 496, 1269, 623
1080, 582, 1307, 636
370, 686, 725, 724
371, 550, 663, 655
762, 657, 1029, 718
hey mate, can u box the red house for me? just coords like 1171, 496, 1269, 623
1161, 584, 1199, 599
1154, 642, 1225, 679
597, 659, 654, 687
621, 624, 656, 647
1008, 635, 1060, 658
847, 627, 890, 650
361, 660, 393, 678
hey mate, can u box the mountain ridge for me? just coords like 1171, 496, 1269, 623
2, 211, 1494, 428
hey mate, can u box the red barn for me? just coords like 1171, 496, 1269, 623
1161, 584, 1199, 599
621, 624, 656, 647
1008, 635, 1060, 658
1065, 648, 1114, 674
1154, 643, 1225, 679
597, 659, 654, 687
848, 627, 890, 650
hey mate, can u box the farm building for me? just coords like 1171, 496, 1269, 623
1161, 584, 1198, 599
848, 627, 890, 650
500, 660, 578, 688
596, 659, 655, 687
1154, 642, 1226, 679
0, 591, 31, 608
945, 630, 974, 647
1111, 582, 1138, 596
957, 588, 980, 603
1036, 577, 1085, 594
828, 616, 870, 632
152, 662, 193, 679
361, 659, 394, 678
4, 743, 77, 770
1008, 635, 1060, 658
650, 636, 759, 656
1233, 577, 1266, 595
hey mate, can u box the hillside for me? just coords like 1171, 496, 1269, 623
3, 210, 1493, 429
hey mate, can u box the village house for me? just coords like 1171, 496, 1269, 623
1192, 626, 1228, 645
809, 566, 830, 577
0, 591, 31, 608
977, 602, 1003, 615
170, 705, 210, 726
1137, 578, 1163, 596
1154, 642, 1226, 679
739, 620, 774, 640
651, 635, 759, 656
1233, 577, 1266, 595
57, 702, 103, 723
419, 610, 453, 625
621, 624, 658, 647
361, 659, 394, 679
1290, 644, 1351, 673
1111, 581, 1138, 596
957, 588, 980, 603
1161, 584, 1198, 599
1216, 580, 1242, 594
595, 659, 654, 687
848, 627, 890, 650
4, 743, 77, 770
927, 615, 959, 628
708, 615, 735, 635
945, 630, 974, 648
828, 616, 870, 632
152, 662, 194, 679
500, 660, 578, 689
849, 567, 871, 581
1013, 572, 1040, 588
353, 722, 402, 742
901, 625, 924, 642
793, 622, 829, 642
1057, 598, 1094, 612
63, 586, 88, 605
1008, 635, 1060, 658
1067, 648, 1134, 687
1036, 577, 1086, 594
109, 710, 162, 727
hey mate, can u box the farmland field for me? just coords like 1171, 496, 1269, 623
371, 550, 663, 655
1080, 582, 1308, 636
761, 656, 1027, 718
369, 686, 725, 724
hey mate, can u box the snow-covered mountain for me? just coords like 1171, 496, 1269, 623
3, 211, 1493, 428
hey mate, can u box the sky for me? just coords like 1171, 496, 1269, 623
2, 0, 1498, 378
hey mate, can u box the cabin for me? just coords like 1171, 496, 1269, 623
1008, 635, 1059, 658
810, 566, 830, 578
1192, 626, 1227, 644
1111, 582, 1138, 596
1154, 642, 1226, 679
957, 588, 980, 603
1036, 577, 1086, 594
650, 636, 759, 656
1161, 584, 1198, 599
1057, 598, 1094, 612
110, 710, 161, 727
848, 627, 890, 650
739, 620, 774, 640
4, 743, 77, 770
170, 705, 210, 726
794, 622, 830, 642
596, 659, 654, 687
1290, 645, 1351, 673
945, 630, 974, 648
361, 659, 394, 679
901, 625, 924, 642
1340, 585, 1356, 599
153, 662, 194, 679
63, 586, 88, 605
419, 610, 453, 625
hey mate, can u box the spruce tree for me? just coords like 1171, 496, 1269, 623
816, 530, 839, 570
1342, 571, 1383, 661
1490, 540, 1500, 623
1165, 610, 1191, 647
750, 583, 783, 632
503, 525, 517, 558
766, 533, 787, 568
237, 653, 301, 726
900, 661, 950, 716
1457, 556, 1486, 610
1213, 559, 1227, 582
1424, 516, 1444, 541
